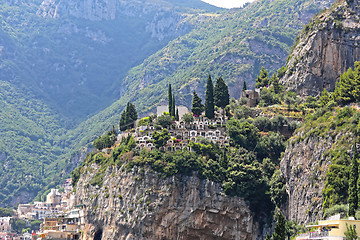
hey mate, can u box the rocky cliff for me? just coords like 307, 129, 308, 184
74, 164, 260, 240
280, 108, 357, 224
280, 0, 360, 96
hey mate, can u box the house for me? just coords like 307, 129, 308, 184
0, 217, 12, 233
241, 89, 260, 107
296, 218, 360, 240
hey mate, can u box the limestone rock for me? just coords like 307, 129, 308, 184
75, 165, 260, 240
280, 0, 360, 96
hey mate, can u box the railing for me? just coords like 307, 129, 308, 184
309, 231, 329, 238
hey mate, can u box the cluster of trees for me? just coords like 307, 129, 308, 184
119, 102, 138, 131
333, 61, 360, 105
93, 126, 117, 150
191, 75, 229, 117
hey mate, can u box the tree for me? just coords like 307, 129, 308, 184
205, 74, 215, 119
119, 102, 138, 131
214, 76, 230, 109
171, 94, 176, 117
242, 81, 247, 91
226, 119, 259, 150
319, 89, 332, 107
155, 114, 173, 128
334, 62, 360, 105
349, 141, 358, 216
152, 129, 171, 149
182, 113, 194, 124
168, 84, 173, 115
192, 91, 204, 116
272, 212, 287, 240
175, 108, 179, 121
255, 67, 269, 88
345, 223, 358, 240
271, 73, 282, 94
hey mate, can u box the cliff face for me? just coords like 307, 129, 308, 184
280, 0, 360, 96
75, 164, 260, 240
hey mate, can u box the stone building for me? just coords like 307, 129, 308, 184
241, 89, 260, 107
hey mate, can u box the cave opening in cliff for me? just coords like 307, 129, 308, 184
94, 229, 103, 240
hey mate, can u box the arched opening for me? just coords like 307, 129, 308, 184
94, 229, 103, 240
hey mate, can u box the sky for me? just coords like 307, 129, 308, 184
201, 0, 255, 9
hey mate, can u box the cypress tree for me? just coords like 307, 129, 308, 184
242, 81, 247, 91
205, 74, 215, 119
127, 102, 138, 128
168, 84, 173, 114
214, 76, 230, 109
191, 91, 204, 116
175, 108, 179, 121
349, 141, 358, 217
271, 73, 282, 94
119, 111, 127, 131
171, 95, 176, 117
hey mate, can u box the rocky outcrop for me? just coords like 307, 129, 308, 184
75, 164, 260, 240
280, 130, 354, 224
280, 0, 360, 96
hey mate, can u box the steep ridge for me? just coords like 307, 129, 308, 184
75, 165, 259, 240
280, 0, 360, 96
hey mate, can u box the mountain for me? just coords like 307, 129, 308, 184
66, 0, 334, 152
0, 0, 218, 207
280, 0, 360, 96
0, 0, 336, 207
0, 0, 219, 121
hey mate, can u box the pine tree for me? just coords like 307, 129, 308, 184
168, 84, 173, 114
214, 76, 230, 109
272, 212, 287, 240
119, 102, 137, 131
242, 81, 247, 91
171, 95, 176, 117
349, 141, 358, 217
191, 91, 204, 116
205, 74, 215, 119
255, 66, 269, 88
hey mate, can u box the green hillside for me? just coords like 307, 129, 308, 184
66, 0, 333, 150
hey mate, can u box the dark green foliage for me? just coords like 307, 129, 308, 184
305, 96, 318, 109
226, 119, 259, 150
270, 170, 287, 208
168, 84, 173, 115
259, 88, 281, 107
175, 108, 179, 121
323, 204, 348, 219
334, 62, 360, 105
172, 95, 176, 117
155, 114, 173, 128
349, 143, 358, 216
93, 130, 117, 150
0, 207, 14, 217
256, 132, 286, 162
255, 67, 269, 88
191, 91, 204, 116
11, 219, 42, 234
205, 75, 215, 119
242, 81, 247, 91
319, 89, 332, 107
152, 129, 171, 149
271, 73, 282, 94
345, 224, 358, 240
272, 212, 287, 240
119, 102, 138, 131
214, 77, 230, 109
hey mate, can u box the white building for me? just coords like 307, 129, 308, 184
0, 217, 12, 233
